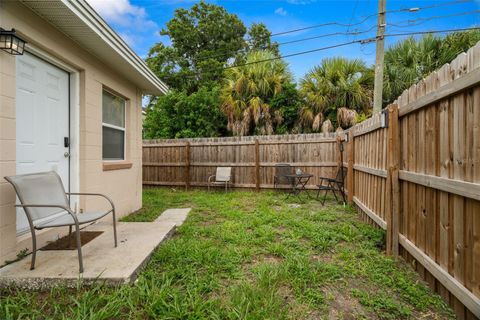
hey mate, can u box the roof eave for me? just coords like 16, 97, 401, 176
61, 0, 169, 95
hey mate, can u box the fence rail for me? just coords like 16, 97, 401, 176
143, 133, 340, 190
142, 42, 480, 319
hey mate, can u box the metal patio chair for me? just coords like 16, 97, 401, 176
273, 164, 293, 190
316, 166, 347, 205
4, 171, 117, 273
208, 167, 232, 191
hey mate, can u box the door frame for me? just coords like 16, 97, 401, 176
21, 44, 80, 212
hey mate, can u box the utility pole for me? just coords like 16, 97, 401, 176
373, 0, 386, 113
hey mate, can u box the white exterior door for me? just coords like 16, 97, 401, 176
15, 52, 70, 234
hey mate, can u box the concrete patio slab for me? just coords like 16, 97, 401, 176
0, 208, 191, 290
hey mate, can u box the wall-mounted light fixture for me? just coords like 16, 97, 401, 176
0, 28, 26, 55
380, 108, 389, 128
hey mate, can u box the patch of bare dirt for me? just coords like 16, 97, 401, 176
251, 254, 283, 266
310, 253, 335, 264
41, 231, 103, 250
272, 205, 283, 212
278, 285, 294, 303
198, 216, 225, 227
325, 287, 370, 320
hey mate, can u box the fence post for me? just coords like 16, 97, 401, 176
386, 104, 400, 256
185, 141, 190, 190
336, 135, 342, 169
255, 139, 260, 190
347, 131, 354, 203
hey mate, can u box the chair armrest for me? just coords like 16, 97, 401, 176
208, 175, 216, 183
66, 192, 115, 213
15, 204, 71, 211
15, 203, 80, 226
318, 177, 328, 186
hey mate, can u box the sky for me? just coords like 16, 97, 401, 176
86, 0, 479, 82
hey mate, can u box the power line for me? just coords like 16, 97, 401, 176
195, 26, 378, 62
194, 9, 478, 64
224, 41, 362, 69
280, 10, 480, 46
277, 26, 377, 46
388, 10, 480, 28
255, 0, 473, 40
145, 0, 475, 66
346, 0, 361, 41
384, 27, 480, 38
262, 27, 480, 68
192, 6, 477, 64
150, 0, 475, 65
158, 26, 479, 81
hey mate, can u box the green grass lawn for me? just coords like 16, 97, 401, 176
1, 188, 454, 319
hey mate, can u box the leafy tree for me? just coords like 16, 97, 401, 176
221, 50, 293, 136
143, 87, 226, 139
268, 83, 301, 134
247, 23, 280, 56
298, 57, 373, 132
146, 1, 247, 93
383, 30, 480, 104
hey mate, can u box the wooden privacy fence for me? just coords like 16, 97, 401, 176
343, 42, 480, 319
143, 42, 480, 318
143, 133, 340, 190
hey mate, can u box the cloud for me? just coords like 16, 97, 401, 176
157, 0, 198, 3
86, 0, 157, 30
286, 0, 316, 4
118, 32, 136, 46
274, 7, 287, 16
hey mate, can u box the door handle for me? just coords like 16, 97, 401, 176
64, 152, 70, 158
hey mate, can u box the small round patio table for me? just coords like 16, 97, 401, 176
284, 173, 313, 199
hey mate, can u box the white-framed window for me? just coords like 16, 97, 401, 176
102, 89, 126, 160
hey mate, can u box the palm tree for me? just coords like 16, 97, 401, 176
383, 35, 442, 104
383, 30, 480, 104
221, 50, 292, 136
298, 57, 373, 131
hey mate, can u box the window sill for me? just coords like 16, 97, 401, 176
103, 162, 133, 171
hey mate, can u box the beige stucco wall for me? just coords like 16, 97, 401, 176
0, 1, 143, 264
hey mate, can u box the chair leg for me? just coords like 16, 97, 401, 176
74, 222, 84, 273
30, 228, 37, 270
321, 189, 328, 205
69, 225, 73, 247
331, 183, 339, 202
340, 186, 347, 204
112, 208, 118, 248
332, 189, 338, 202
225, 182, 227, 192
